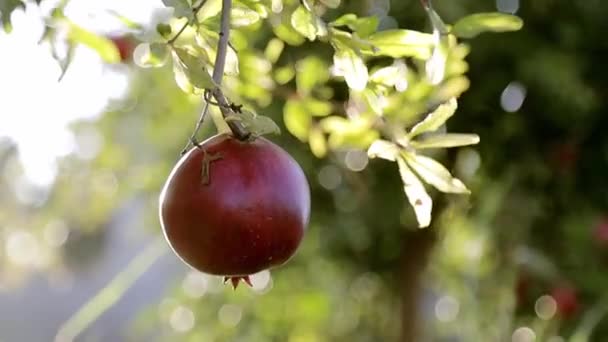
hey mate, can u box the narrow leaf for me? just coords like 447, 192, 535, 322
366, 30, 434, 59
239, 111, 281, 136
397, 157, 432, 228
403, 152, 470, 194
425, 33, 449, 85
330, 14, 378, 38
231, 5, 260, 27
333, 47, 368, 91
66, 23, 121, 63
290, 5, 316, 41
452, 12, 523, 39
133, 43, 169, 68
408, 98, 457, 138
162, 0, 193, 20
319, 0, 340, 9
411, 133, 480, 149
0, 0, 24, 32
284, 100, 311, 141
309, 127, 327, 158
172, 48, 216, 90
303, 98, 332, 117
367, 139, 400, 161
370, 61, 408, 90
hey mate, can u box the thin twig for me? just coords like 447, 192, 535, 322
167, 0, 207, 45
182, 0, 250, 153
181, 101, 210, 154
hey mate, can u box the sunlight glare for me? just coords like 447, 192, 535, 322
0, 1, 155, 188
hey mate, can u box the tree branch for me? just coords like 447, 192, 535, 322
181, 0, 250, 153
210, 0, 250, 140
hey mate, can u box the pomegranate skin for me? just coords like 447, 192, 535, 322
159, 134, 310, 277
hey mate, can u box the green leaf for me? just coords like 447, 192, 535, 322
296, 56, 329, 95
367, 139, 399, 161
290, 5, 326, 41
264, 38, 284, 64
319, 116, 348, 132
197, 0, 221, 21
56, 44, 76, 82
411, 133, 480, 149
107, 10, 145, 30
403, 152, 470, 194
362, 87, 386, 115
273, 23, 306, 45
162, 0, 193, 20
408, 98, 457, 138
330, 14, 378, 38
284, 100, 311, 141
290, 5, 316, 40
333, 46, 368, 91
0, 0, 24, 32
303, 98, 333, 117
424, 4, 448, 35
370, 61, 408, 91
195, 29, 239, 75
365, 30, 434, 59
309, 127, 327, 158
271, 0, 283, 13
319, 0, 340, 9
133, 43, 170, 68
235, 110, 281, 136
67, 22, 121, 63
452, 12, 523, 39
231, 4, 261, 27
397, 157, 432, 228
172, 48, 216, 91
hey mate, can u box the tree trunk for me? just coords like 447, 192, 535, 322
399, 228, 437, 342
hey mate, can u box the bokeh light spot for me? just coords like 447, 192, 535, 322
181, 271, 208, 299
218, 304, 242, 327
512, 327, 536, 342
5, 230, 40, 266
344, 150, 368, 172
169, 305, 195, 333
535, 295, 557, 320
43, 220, 70, 247
435, 295, 460, 322
249, 270, 272, 293
496, 0, 519, 13
500, 81, 526, 112
317, 164, 342, 190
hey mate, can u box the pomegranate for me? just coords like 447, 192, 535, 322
593, 217, 608, 244
108, 35, 134, 62
159, 134, 310, 288
550, 285, 579, 318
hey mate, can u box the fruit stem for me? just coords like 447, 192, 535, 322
210, 0, 250, 141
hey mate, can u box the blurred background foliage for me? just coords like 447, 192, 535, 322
0, 0, 607, 341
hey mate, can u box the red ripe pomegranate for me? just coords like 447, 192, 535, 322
593, 217, 608, 244
108, 35, 134, 62
159, 134, 310, 288
550, 285, 579, 318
